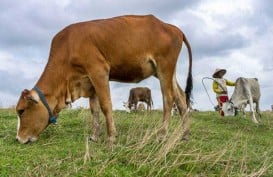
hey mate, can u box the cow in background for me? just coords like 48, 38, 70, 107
124, 87, 153, 112
271, 105, 273, 112
171, 103, 178, 116
222, 77, 261, 123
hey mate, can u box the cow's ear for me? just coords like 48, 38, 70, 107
22, 89, 39, 104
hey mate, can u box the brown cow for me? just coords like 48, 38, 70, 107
126, 87, 153, 111
15, 15, 193, 145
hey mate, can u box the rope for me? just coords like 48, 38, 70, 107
201, 77, 217, 107
33, 86, 57, 124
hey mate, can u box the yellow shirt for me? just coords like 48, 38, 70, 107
213, 78, 235, 96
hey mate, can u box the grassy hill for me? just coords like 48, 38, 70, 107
0, 109, 273, 176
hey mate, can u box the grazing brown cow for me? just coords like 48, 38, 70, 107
126, 87, 153, 111
15, 15, 193, 145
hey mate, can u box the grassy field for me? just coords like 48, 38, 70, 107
0, 108, 273, 177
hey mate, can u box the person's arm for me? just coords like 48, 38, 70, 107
226, 79, 235, 86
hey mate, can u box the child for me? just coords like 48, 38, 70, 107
212, 69, 235, 116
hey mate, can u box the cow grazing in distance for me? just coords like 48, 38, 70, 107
171, 103, 178, 116
271, 105, 273, 112
15, 15, 193, 145
222, 77, 261, 123
125, 87, 153, 111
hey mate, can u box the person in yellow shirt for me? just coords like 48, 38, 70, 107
212, 69, 235, 116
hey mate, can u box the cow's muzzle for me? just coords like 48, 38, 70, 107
16, 136, 37, 144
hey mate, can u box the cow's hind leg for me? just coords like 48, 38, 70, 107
157, 73, 175, 140
255, 101, 262, 118
174, 79, 190, 140
146, 100, 151, 111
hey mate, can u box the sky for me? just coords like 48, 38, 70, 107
0, 0, 272, 111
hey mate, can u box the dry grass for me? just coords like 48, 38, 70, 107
0, 109, 273, 176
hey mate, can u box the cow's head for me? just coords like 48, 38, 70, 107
222, 102, 235, 116
15, 89, 52, 143
123, 102, 131, 113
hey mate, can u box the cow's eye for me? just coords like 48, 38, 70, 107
17, 109, 24, 116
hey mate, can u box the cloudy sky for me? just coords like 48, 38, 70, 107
0, 0, 272, 111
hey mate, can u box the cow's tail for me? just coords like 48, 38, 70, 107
183, 34, 193, 107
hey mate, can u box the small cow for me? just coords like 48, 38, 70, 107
271, 105, 273, 112
222, 77, 261, 123
124, 87, 153, 112
171, 103, 178, 116
15, 15, 192, 145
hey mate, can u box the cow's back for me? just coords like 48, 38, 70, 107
65, 15, 183, 57
233, 77, 260, 103
248, 78, 260, 102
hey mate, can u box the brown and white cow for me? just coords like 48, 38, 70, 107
124, 87, 153, 112
171, 103, 178, 116
222, 77, 261, 123
15, 15, 193, 145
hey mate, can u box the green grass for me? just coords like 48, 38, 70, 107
1, 108, 273, 176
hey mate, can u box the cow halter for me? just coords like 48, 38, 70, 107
33, 86, 57, 125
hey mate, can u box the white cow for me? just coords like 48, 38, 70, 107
222, 77, 261, 123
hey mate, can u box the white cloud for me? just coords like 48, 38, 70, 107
0, 0, 272, 111
0, 91, 18, 108
198, 0, 253, 16
0, 51, 44, 79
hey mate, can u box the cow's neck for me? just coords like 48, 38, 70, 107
35, 62, 67, 114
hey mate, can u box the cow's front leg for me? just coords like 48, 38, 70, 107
84, 58, 117, 147
249, 97, 258, 123
241, 103, 246, 117
89, 76, 116, 147
89, 94, 100, 142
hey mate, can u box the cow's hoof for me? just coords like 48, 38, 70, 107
181, 130, 191, 141
253, 120, 259, 124
108, 136, 116, 151
156, 128, 167, 142
181, 136, 189, 141
156, 134, 164, 142
108, 135, 116, 143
